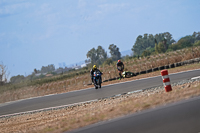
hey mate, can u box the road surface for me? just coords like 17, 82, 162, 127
0, 69, 200, 116
69, 96, 200, 133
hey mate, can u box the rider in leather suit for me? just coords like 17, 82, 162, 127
90, 65, 102, 84
116, 60, 124, 79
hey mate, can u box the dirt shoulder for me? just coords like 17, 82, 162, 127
0, 75, 200, 133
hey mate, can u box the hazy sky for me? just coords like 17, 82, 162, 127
0, 0, 200, 77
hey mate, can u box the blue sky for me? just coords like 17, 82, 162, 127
0, 0, 200, 78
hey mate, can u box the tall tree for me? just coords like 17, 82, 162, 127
87, 48, 97, 64
132, 34, 151, 56
163, 37, 167, 51
196, 32, 200, 40
148, 34, 155, 48
193, 31, 200, 41
86, 46, 107, 65
108, 44, 121, 61
96, 46, 107, 65
132, 32, 175, 56
163, 32, 175, 44
131, 35, 143, 55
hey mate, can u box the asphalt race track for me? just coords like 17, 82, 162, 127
69, 96, 200, 133
0, 69, 200, 116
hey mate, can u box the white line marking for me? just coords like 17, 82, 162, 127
0, 99, 99, 118
191, 76, 200, 80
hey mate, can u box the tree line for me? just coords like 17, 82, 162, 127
10, 64, 56, 84
133, 31, 200, 57
33, 64, 55, 74
86, 31, 200, 68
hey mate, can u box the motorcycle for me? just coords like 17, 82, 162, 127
93, 70, 102, 89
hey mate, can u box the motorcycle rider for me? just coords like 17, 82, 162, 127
90, 65, 103, 84
116, 60, 124, 80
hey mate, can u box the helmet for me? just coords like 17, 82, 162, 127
93, 65, 97, 70
118, 60, 121, 63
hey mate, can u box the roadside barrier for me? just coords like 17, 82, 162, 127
161, 70, 172, 92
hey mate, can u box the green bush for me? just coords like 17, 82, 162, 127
141, 50, 151, 57
166, 48, 173, 52
194, 40, 200, 46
